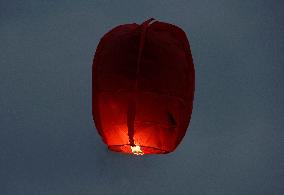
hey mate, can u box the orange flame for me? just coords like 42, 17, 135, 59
131, 145, 144, 155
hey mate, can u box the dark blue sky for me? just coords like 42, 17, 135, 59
0, 0, 283, 194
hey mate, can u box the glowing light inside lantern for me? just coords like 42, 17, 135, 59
131, 145, 144, 155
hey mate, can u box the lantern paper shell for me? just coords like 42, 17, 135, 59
92, 19, 195, 155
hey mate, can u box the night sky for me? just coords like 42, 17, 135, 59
0, 0, 283, 194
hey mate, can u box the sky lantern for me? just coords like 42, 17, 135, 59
92, 18, 195, 155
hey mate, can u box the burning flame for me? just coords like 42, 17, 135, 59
131, 145, 144, 155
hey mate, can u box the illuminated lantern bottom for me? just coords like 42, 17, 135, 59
92, 19, 195, 155
97, 91, 188, 154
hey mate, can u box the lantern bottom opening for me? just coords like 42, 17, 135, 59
108, 144, 170, 155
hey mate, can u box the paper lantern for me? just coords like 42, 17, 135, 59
92, 18, 195, 155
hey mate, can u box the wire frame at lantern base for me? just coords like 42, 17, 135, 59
108, 144, 169, 155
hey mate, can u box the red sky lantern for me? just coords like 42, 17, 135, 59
92, 18, 195, 155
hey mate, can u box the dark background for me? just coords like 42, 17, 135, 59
0, 0, 283, 194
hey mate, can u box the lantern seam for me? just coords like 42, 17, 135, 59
127, 18, 155, 147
